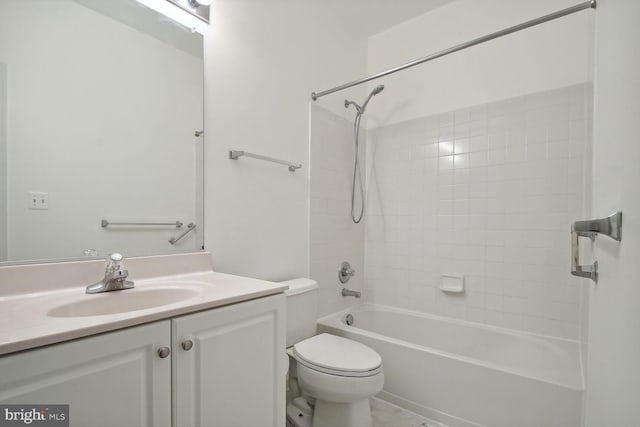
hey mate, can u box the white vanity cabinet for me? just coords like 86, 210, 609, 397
0, 293, 285, 427
172, 293, 286, 427
0, 320, 172, 427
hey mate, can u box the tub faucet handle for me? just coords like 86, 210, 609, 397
339, 261, 355, 284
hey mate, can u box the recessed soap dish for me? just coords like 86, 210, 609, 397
440, 274, 465, 293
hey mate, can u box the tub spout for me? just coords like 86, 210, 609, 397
342, 288, 361, 298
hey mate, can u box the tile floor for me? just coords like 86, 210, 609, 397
371, 397, 448, 427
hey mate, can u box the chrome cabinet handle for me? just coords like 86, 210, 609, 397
157, 347, 171, 358
181, 340, 193, 351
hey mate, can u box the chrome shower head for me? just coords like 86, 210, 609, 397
345, 84, 384, 115
372, 85, 384, 95
361, 84, 385, 113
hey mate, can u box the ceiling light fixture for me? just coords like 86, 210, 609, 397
135, 0, 208, 33
187, 0, 213, 8
168, 0, 211, 24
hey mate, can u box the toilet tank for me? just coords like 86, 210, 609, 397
282, 278, 319, 347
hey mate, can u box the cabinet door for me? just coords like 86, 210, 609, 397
0, 321, 171, 427
173, 294, 285, 427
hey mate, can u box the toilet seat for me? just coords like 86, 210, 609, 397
292, 333, 382, 378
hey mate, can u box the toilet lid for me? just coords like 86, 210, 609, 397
292, 334, 382, 375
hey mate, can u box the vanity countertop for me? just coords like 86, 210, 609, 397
0, 253, 287, 356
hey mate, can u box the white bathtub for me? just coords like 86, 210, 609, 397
317, 304, 584, 427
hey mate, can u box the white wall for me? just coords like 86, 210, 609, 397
0, 0, 203, 262
363, 0, 593, 339
0, 63, 6, 261
203, 0, 367, 280
365, 85, 590, 339
366, 0, 591, 126
585, 0, 640, 424
309, 104, 365, 316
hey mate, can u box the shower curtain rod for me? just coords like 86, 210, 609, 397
311, 0, 596, 101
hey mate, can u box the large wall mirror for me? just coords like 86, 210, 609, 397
0, 0, 204, 265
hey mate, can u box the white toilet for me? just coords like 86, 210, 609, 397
284, 278, 384, 427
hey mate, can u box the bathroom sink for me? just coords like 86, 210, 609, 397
47, 286, 202, 317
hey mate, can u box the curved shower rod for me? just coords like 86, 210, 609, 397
311, 0, 596, 101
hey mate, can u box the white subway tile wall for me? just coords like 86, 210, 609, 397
310, 104, 365, 317
364, 84, 591, 339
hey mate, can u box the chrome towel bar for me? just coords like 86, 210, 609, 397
229, 150, 302, 172
169, 222, 196, 245
101, 219, 183, 228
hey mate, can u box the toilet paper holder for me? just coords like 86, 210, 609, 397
571, 211, 622, 283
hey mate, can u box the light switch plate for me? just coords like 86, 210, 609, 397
28, 192, 48, 210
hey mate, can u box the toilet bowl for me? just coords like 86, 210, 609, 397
283, 279, 384, 427
289, 333, 384, 427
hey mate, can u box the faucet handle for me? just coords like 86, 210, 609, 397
105, 253, 124, 274
104, 268, 129, 283
113, 269, 129, 279
109, 253, 124, 262
339, 261, 356, 284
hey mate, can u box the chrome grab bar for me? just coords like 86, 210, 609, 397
571, 212, 622, 283
102, 219, 183, 228
169, 222, 196, 245
229, 150, 302, 172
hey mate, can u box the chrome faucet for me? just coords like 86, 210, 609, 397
341, 288, 361, 298
86, 253, 135, 294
